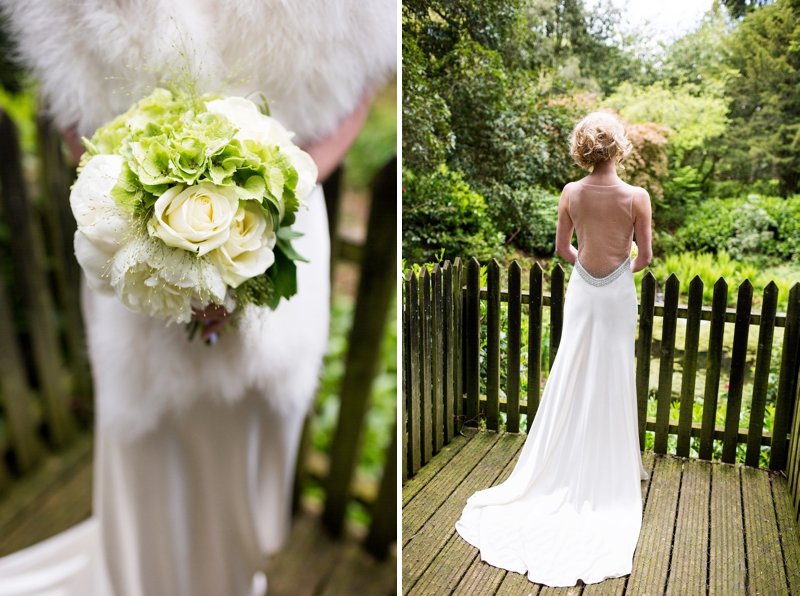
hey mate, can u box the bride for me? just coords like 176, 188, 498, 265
0, 2, 395, 595
455, 111, 653, 587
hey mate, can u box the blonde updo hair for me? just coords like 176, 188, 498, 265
569, 112, 632, 171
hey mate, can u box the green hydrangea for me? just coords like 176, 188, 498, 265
83, 87, 305, 310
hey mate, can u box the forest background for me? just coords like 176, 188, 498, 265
403, 0, 800, 294
402, 0, 800, 462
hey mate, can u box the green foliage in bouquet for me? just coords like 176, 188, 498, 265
81, 87, 305, 309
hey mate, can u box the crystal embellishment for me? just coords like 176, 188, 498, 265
574, 257, 631, 287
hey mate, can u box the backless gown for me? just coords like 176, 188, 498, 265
455, 179, 649, 587
0, 2, 396, 595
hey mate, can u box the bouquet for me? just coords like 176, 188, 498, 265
70, 88, 317, 330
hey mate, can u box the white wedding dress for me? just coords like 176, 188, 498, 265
0, 2, 395, 595
456, 180, 648, 587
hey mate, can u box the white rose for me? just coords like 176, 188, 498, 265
148, 182, 239, 256
205, 97, 318, 203
70, 154, 132, 253
208, 201, 276, 288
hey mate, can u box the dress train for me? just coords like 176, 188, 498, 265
456, 259, 647, 587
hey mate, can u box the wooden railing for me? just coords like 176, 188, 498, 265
403, 257, 800, 530
0, 109, 396, 558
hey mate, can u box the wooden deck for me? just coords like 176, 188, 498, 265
0, 433, 396, 596
402, 429, 800, 596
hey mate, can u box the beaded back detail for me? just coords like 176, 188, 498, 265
574, 257, 631, 287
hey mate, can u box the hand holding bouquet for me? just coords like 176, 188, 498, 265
71, 88, 317, 328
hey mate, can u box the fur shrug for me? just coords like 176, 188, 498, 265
1, 0, 396, 438
2, 0, 396, 142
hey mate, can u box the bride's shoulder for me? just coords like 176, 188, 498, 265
616, 180, 649, 199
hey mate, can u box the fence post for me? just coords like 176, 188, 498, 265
528, 263, 543, 429
654, 273, 679, 454
0, 111, 74, 447
0, 269, 41, 472
36, 113, 93, 420
506, 261, 521, 433
549, 264, 565, 369
771, 283, 800, 470
699, 278, 728, 460
419, 267, 432, 463
486, 259, 501, 432
323, 158, 396, 537
637, 272, 656, 450
677, 275, 703, 457
454, 258, 463, 429
406, 272, 421, 475
402, 304, 408, 483
432, 264, 444, 453
723, 279, 753, 464
788, 358, 800, 516
465, 258, 481, 427
443, 262, 455, 444
746, 282, 778, 467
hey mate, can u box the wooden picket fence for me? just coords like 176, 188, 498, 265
0, 108, 396, 560
402, 257, 800, 529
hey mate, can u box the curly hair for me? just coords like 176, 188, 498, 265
569, 112, 632, 172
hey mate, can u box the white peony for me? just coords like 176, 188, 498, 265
148, 182, 239, 256
73, 230, 115, 295
71, 154, 132, 253
208, 201, 277, 288
110, 235, 233, 324
71, 154, 133, 294
204, 97, 318, 203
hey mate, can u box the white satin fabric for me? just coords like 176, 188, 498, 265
0, 187, 329, 596
455, 260, 647, 587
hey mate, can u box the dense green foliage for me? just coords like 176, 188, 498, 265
403, 0, 800, 265
724, 0, 800, 195
673, 196, 800, 261
403, 0, 599, 258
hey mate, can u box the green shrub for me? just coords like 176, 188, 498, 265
675, 195, 800, 261
402, 165, 502, 263
484, 185, 559, 256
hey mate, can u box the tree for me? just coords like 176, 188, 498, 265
402, 0, 594, 258
723, 0, 800, 195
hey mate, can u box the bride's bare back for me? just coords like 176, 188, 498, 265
555, 173, 652, 277
566, 180, 639, 278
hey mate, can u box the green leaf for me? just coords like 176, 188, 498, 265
280, 186, 300, 227
266, 244, 299, 307
236, 175, 266, 201
109, 162, 144, 213
277, 227, 304, 240
276, 235, 308, 263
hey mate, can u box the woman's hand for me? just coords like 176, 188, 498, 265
63, 125, 84, 165
192, 303, 231, 341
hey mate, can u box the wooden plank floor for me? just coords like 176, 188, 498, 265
403, 429, 800, 596
0, 434, 396, 595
